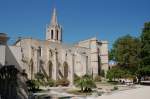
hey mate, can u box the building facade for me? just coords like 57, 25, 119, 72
0, 8, 109, 85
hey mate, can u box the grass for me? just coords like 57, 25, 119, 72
107, 81, 119, 85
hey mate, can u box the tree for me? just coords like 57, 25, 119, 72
106, 67, 123, 81
75, 75, 96, 92
137, 67, 150, 77
106, 67, 134, 81
109, 22, 150, 83
111, 35, 141, 73
109, 50, 115, 61
131, 22, 150, 83
140, 22, 150, 67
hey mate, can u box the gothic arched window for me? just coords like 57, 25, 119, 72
56, 30, 59, 40
38, 47, 42, 57
51, 30, 54, 39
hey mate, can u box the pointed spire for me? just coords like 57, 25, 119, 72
50, 8, 58, 26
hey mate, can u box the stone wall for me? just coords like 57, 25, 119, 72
0, 45, 5, 66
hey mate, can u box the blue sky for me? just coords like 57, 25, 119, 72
0, 0, 150, 49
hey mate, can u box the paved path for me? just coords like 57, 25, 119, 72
93, 86, 150, 99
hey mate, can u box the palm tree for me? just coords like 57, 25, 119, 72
75, 77, 84, 91
34, 72, 46, 86
75, 75, 96, 92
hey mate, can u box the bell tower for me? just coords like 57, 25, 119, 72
46, 8, 62, 43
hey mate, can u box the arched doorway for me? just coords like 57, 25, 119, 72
48, 61, 53, 78
63, 62, 68, 78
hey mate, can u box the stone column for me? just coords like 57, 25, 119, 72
85, 56, 88, 74
58, 29, 62, 42
37, 49, 40, 73
53, 49, 58, 80
53, 28, 56, 41
69, 53, 75, 86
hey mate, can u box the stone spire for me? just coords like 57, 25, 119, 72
50, 8, 58, 26
46, 8, 62, 43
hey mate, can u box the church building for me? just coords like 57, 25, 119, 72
0, 8, 109, 85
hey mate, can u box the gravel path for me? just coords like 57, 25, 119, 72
93, 86, 150, 99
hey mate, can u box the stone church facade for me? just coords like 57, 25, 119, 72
0, 8, 108, 85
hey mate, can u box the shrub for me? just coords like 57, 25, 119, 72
34, 72, 47, 86
47, 79, 55, 87
26, 80, 40, 92
106, 67, 126, 81
56, 78, 70, 86
75, 74, 96, 92
100, 70, 105, 77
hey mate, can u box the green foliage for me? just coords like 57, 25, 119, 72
106, 67, 134, 81
75, 75, 96, 92
100, 70, 105, 77
47, 79, 55, 87
26, 80, 40, 92
141, 22, 150, 67
110, 35, 141, 74
106, 67, 122, 81
34, 72, 47, 86
109, 50, 115, 61
94, 75, 101, 82
136, 22, 150, 82
56, 78, 70, 86
136, 66, 150, 77
33, 72, 56, 87
109, 21, 150, 82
